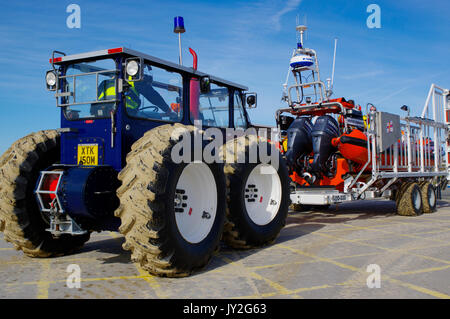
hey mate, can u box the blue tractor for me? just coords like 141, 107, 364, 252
0, 47, 290, 277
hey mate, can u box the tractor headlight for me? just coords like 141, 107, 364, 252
46, 71, 57, 91
126, 60, 139, 77
125, 58, 143, 81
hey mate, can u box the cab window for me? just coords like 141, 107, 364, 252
63, 58, 117, 120
191, 82, 229, 128
233, 91, 247, 129
125, 64, 183, 122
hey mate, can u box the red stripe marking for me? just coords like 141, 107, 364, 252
49, 57, 62, 63
188, 208, 192, 216
260, 196, 263, 203
108, 47, 123, 54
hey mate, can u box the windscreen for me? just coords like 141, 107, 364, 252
61, 58, 118, 120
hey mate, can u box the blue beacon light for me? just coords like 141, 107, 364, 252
173, 16, 185, 65
174, 16, 186, 34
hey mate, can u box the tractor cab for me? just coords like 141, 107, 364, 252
46, 47, 257, 171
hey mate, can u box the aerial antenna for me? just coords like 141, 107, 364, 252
326, 37, 338, 98
331, 37, 338, 88
303, 15, 308, 42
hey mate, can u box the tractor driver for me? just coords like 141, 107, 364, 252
94, 65, 176, 119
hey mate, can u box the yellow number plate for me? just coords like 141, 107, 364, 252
77, 144, 98, 166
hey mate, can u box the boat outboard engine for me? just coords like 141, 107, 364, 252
311, 115, 340, 177
285, 117, 313, 173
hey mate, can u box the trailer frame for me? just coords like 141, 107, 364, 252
281, 83, 450, 207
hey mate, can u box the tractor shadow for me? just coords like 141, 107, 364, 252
75, 195, 450, 274
280, 199, 398, 239
203, 199, 403, 275
79, 236, 132, 264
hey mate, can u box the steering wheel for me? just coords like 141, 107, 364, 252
139, 105, 159, 112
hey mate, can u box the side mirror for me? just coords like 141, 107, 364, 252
400, 105, 410, 116
245, 93, 257, 108
200, 76, 211, 94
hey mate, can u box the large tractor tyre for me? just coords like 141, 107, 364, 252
0, 130, 90, 257
420, 182, 437, 214
396, 182, 423, 216
116, 124, 227, 277
221, 136, 290, 249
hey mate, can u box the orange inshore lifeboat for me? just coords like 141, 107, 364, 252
331, 129, 368, 165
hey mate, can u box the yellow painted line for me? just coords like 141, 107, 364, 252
406, 251, 450, 265
318, 222, 405, 232
414, 217, 450, 224
313, 228, 450, 266
277, 244, 360, 272
7, 274, 159, 287
411, 229, 450, 235
290, 284, 333, 294
393, 264, 450, 276
220, 256, 290, 297
134, 263, 168, 298
0, 257, 100, 266
331, 252, 383, 260
336, 223, 449, 245
392, 218, 450, 229
314, 228, 450, 256
387, 277, 450, 299
107, 231, 166, 299
232, 280, 363, 299
247, 259, 318, 270
277, 243, 450, 299
36, 260, 51, 299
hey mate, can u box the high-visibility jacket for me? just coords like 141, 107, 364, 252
98, 78, 140, 109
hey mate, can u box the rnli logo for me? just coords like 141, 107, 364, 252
386, 121, 393, 133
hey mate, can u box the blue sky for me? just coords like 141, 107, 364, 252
0, 0, 448, 154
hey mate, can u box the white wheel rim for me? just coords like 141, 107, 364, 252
429, 187, 436, 207
244, 164, 282, 226
413, 187, 421, 210
174, 162, 217, 244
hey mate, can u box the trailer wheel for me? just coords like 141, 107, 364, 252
116, 124, 226, 277
395, 182, 409, 207
221, 136, 290, 249
420, 182, 436, 214
0, 130, 90, 257
396, 182, 423, 216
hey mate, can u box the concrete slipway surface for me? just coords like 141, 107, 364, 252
1, 191, 450, 299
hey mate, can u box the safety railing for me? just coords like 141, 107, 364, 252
371, 84, 449, 177
56, 69, 119, 107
